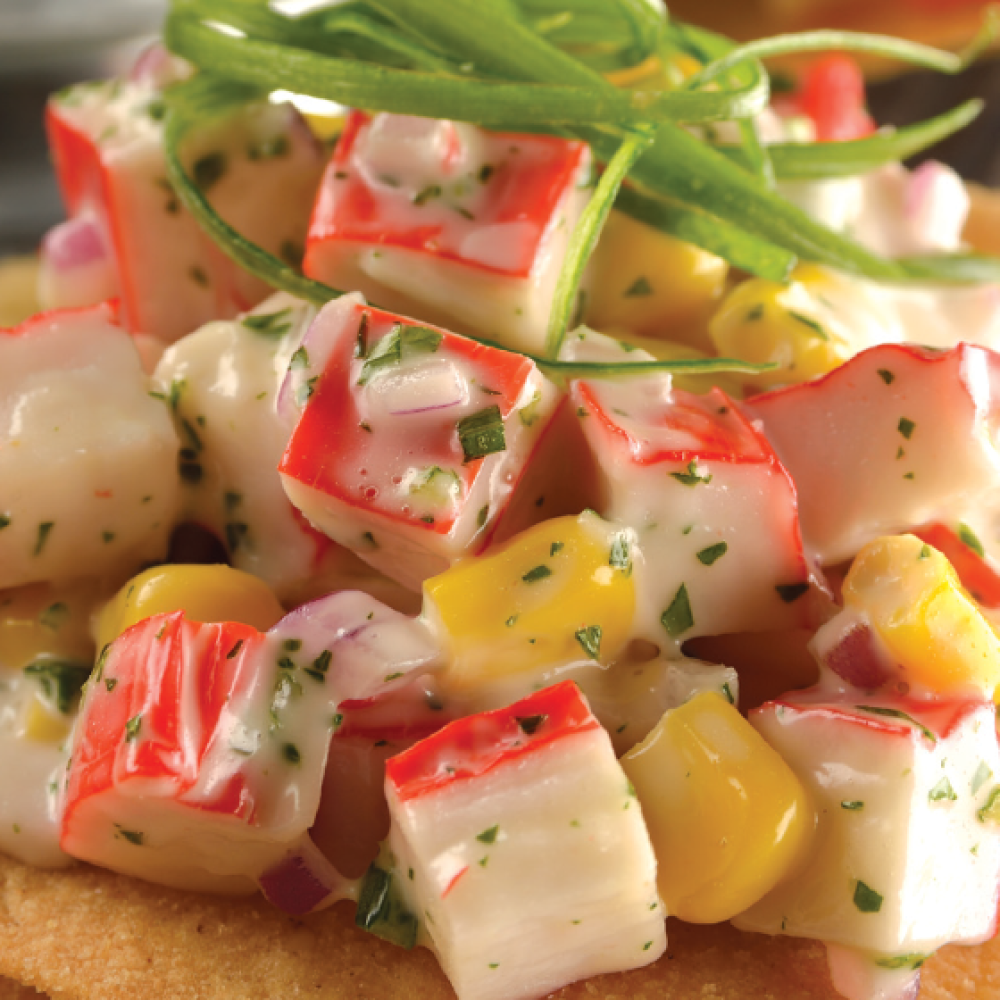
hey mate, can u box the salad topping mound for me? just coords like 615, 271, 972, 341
4, 2, 1000, 999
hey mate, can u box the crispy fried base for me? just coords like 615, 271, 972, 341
0, 854, 996, 1000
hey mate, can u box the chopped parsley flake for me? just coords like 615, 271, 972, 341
841, 800, 864, 811
696, 541, 728, 566
919, 544, 932, 560
24, 659, 90, 714
125, 715, 142, 742
745, 304, 764, 322
853, 880, 883, 914
958, 523, 985, 558
356, 323, 443, 385
775, 582, 809, 603
661, 584, 694, 638
522, 565, 552, 584
242, 308, 293, 338
39, 602, 70, 631
516, 715, 547, 735
929, 777, 957, 802
856, 705, 937, 743
898, 417, 916, 439
0, 514, 9, 530
877, 369, 895, 385
476, 825, 499, 844
875, 954, 927, 971
609, 534, 632, 575
977, 786, 1000, 824
624, 276, 653, 297
33, 522, 54, 556
670, 461, 712, 486
574, 625, 602, 660
114, 825, 144, 846
721, 681, 735, 705
518, 391, 544, 428
550, 541, 564, 556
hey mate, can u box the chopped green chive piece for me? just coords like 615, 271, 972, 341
522, 565, 552, 584
958, 523, 985, 558
39, 602, 70, 631
476, 825, 499, 844
898, 417, 916, 439
696, 541, 728, 566
0, 514, 9, 530
721, 681, 735, 705
661, 584, 694, 638
125, 715, 142, 743
574, 625, 602, 660
192, 151, 227, 191
918, 544, 932, 560
841, 800, 864, 811
853, 880, 883, 914
787, 310, 828, 340
518, 391, 544, 428
928, 777, 957, 802
550, 541, 564, 556
458, 406, 506, 462
745, 304, 765, 321
856, 705, 937, 743
875, 954, 927, 971
357, 324, 443, 385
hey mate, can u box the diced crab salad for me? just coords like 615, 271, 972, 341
6, 30, 1000, 1000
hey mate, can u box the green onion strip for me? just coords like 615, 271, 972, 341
546, 127, 655, 357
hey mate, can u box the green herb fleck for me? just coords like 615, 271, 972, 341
609, 534, 632, 575
624, 276, 653, 297
24, 659, 90, 714
875, 954, 927, 971
114, 826, 144, 846
721, 682, 735, 705
125, 715, 142, 743
958, 523, 985, 558
787, 310, 828, 340
898, 417, 916, 439
476, 825, 499, 844
841, 800, 864, 811
39, 602, 70, 631
670, 461, 712, 486
661, 584, 694, 638
929, 777, 957, 802
977, 786, 1000, 823
242, 307, 293, 338
575, 625, 602, 660
522, 565, 552, 584
457, 406, 506, 462
856, 705, 937, 743
973, 762, 993, 796
356, 324, 443, 385
853, 880, 883, 914
696, 541, 728, 566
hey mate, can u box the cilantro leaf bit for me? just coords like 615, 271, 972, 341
877, 368, 895, 385
518, 391, 544, 427
624, 276, 653, 297
972, 761, 993, 796
841, 800, 864, 811
476, 825, 499, 844
977, 786, 1000, 824
574, 625, 602, 660
458, 406, 507, 462
898, 417, 916, 439
661, 583, 694, 638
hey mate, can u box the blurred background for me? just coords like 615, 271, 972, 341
0, 0, 998, 259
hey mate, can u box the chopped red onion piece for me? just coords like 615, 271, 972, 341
257, 836, 352, 916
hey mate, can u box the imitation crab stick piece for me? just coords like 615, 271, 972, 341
152, 293, 412, 607
0, 303, 179, 590
564, 331, 819, 647
60, 590, 443, 905
384, 680, 665, 1000
734, 695, 1000, 1000
748, 342, 1000, 566
44, 52, 324, 342
278, 294, 566, 591
303, 111, 592, 354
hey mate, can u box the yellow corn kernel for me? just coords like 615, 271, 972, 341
96, 564, 285, 651
587, 210, 728, 349
22, 694, 71, 744
424, 513, 635, 689
708, 265, 852, 390
0, 582, 98, 670
621, 692, 816, 924
843, 534, 1000, 701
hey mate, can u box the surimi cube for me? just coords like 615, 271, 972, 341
0, 303, 179, 590
45, 73, 324, 341
303, 111, 591, 354
384, 680, 665, 1000
278, 295, 564, 590
152, 293, 412, 608
565, 333, 818, 648
748, 342, 1000, 565
60, 590, 442, 898
734, 697, 1000, 965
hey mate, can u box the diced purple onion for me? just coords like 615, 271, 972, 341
257, 836, 351, 916
42, 216, 109, 273
819, 622, 891, 691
